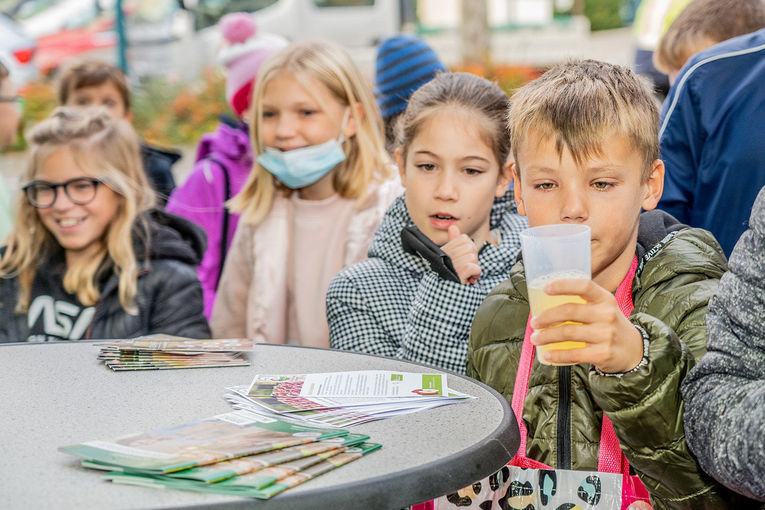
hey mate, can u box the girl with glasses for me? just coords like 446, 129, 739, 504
0, 107, 211, 343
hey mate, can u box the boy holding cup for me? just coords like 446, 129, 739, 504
467, 61, 740, 508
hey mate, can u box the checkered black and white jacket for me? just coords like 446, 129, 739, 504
326, 190, 527, 374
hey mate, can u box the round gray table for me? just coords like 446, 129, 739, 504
0, 341, 519, 509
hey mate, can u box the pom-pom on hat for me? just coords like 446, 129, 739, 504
218, 13, 288, 117
374, 35, 447, 119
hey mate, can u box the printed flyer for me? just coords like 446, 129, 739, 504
60, 410, 347, 474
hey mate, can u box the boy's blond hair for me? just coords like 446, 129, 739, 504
230, 40, 393, 225
0, 107, 155, 313
509, 60, 659, 180
654, 0, 765, 75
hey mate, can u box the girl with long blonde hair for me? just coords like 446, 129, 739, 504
0, 107, 210, 342
211, 39, 400, 347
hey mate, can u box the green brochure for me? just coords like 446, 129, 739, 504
60, 409, 347, 474
161, 432, 369, 484
103, 442, 381, 498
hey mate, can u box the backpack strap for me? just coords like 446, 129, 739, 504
509, 312, 553, 469
201, 156, 231, 290
510, 255, 639, 475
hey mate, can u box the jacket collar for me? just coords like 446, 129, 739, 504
369, 188, 522, 276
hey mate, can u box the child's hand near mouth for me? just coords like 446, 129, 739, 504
441, 224, 481, 285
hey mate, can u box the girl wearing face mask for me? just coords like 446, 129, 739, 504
211, 40, 400, 347
0, 108, 210, 342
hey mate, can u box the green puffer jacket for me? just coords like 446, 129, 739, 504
467, 211, 751, 509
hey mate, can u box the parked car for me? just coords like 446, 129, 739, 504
4, 0, 403, 80
189, 0, 401, 47
177, 0, 402, 80
34, 12, 116, 75
2, 0, 115, 74
0, 12, 37, 84
3, 0, 189, 76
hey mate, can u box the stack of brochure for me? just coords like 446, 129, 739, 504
97, 335, 253, 371
60, 409, 381, 499
225, 371, 475, 428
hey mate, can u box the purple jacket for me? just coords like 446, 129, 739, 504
166, 120, 253, 318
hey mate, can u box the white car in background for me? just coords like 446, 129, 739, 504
178, 0, 403, 79
0, 12, 37, 84
1, 0, 403, 82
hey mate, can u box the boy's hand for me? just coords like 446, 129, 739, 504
529, 278, 644, 373
441, 225, 481, 285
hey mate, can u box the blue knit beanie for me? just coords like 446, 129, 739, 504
375, 35, 447, 119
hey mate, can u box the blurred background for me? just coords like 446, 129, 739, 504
0, 0, 673, 180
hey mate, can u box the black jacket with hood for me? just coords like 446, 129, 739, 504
0, 209, 211, 342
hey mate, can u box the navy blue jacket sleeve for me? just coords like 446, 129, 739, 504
657, 75, 703, 224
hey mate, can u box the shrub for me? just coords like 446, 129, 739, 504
452, 63, 544, 96
131, 68, 233, 148
10, 67, 232, 152
584, 0, 625, 31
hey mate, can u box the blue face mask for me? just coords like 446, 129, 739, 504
257, 112, 348, 190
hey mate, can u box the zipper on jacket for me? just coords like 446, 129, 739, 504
557, 366, 572, 469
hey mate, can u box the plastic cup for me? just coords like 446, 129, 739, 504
520, 224, 591, 366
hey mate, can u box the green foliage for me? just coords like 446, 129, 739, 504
7, 81, 59, 151
584, 0, 625, 31
131, 69, 233, 148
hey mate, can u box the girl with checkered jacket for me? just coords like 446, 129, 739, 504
211, 40, 399, 348
326, 72, 527, 374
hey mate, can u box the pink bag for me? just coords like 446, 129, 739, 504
509, 255, 652, 509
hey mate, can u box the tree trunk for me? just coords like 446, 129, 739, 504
460, 0, 490, 65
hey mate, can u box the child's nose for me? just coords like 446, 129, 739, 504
275, 115, 296, 139
560, 187, 588, 221
434, 172, 458, 200
51, 188, 76, 211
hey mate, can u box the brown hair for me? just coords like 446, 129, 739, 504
383, 112, 402, 155
58, 61, 131, 111
0, 107, 154, 312
509, 60, 659, 180
397, 72, 511, 167
655, 0, 765, 75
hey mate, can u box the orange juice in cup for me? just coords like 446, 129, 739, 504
520, 225, 591, 366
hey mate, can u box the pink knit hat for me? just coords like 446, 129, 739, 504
218, 13, 288, 117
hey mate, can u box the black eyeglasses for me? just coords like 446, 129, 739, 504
22, 177, 102, 208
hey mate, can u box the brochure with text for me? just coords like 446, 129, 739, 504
103, 442, 381, 499
100, 335, 254, 352
60, 410, 347, 474
96, 335, 253, 371
227, 371, 474, 427
161, 432, 369, 484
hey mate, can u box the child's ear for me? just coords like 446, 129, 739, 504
344, 102, 362, 138
124, 109, 133, 122
494, 160, 513, 198
510, 162, 527, 216
395, 148, 406, 187
641, 159, 665, 211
